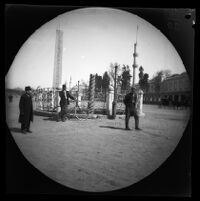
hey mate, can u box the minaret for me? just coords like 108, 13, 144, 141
52, 24, 63, 89
132, 25, 139, 87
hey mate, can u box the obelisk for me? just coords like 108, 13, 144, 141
52, 28, 63, 112
53, 29, 63, 89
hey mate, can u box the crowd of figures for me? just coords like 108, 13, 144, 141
159, 97, 190, 110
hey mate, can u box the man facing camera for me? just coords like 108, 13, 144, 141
123, 87, 142, 131
18, 86, 33, 134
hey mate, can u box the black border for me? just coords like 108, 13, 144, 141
4, 4, 195, 197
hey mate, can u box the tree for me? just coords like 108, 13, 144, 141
109, 62, 121, 82
102, 71, 110, 93
138, 66, 149, 92
95, 73, 103, 92
109, 62, 121, 119
139, 73, 149, 92
108, 62, 122, 96
154, 72, 163, 93
153, 69, 172, 93
139, 66, 144, 80
121, 65, 131, 92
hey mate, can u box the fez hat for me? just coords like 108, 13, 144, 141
25, 86, 31, 91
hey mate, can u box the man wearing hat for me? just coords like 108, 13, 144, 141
123, 87, 141, 130
18, 86, 33, 134
59, 84, 76, 122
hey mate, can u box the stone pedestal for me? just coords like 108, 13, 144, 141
137, 89, 145, 117
106, 85, 114, 118
56, 90, 61, 112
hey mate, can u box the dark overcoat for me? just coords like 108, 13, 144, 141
59, 90, 75, 107
18, 93, 33, 124
123, 92, 138, 117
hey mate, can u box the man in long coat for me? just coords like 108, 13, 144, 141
123, 87, 141, 130
18, 86, 33, 134
59, 84, 75, 122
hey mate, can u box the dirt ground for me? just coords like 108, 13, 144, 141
6, 96, 190, 192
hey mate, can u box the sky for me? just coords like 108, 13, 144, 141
5, 7, 186, 89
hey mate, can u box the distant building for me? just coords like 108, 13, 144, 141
143, 72, 191, 104
70, 84, 88, 100
142, 79, 159, 104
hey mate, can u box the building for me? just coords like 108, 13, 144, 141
70, 83, 88, 99
143, 79, 159, 104
143, 72, 191, 105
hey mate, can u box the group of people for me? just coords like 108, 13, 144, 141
18, 85, 141, 134
159, 97, 189, 110
18, 85, 76, 134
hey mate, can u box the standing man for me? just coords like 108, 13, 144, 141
59, 84, 75, 122
18, 86, 33, 134
123, 87, 141, 131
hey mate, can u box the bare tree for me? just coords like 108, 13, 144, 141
121, 64, 131, 93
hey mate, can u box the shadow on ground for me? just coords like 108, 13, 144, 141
99, 125, 127, 131
142, 130, 170, 140
9, 127, 22, 133
43, 117, 57, 121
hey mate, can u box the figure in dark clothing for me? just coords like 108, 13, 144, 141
59, 84, 75, 122
123, 87, 141, 131
18, 86, 33, 134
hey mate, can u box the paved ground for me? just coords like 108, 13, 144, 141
6, 96, 190, 192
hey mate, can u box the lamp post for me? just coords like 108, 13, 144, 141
112, 64, 118, 119
76, 80, 80, 107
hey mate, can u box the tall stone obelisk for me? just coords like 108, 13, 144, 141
52, 28, 63, 112
53, 29, 63, 89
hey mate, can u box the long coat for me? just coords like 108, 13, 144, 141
123, 92, 138, 117
18, 93, 33, 124
59, 90, 75, 107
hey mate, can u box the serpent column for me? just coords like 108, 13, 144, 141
88, 74, 95, 114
